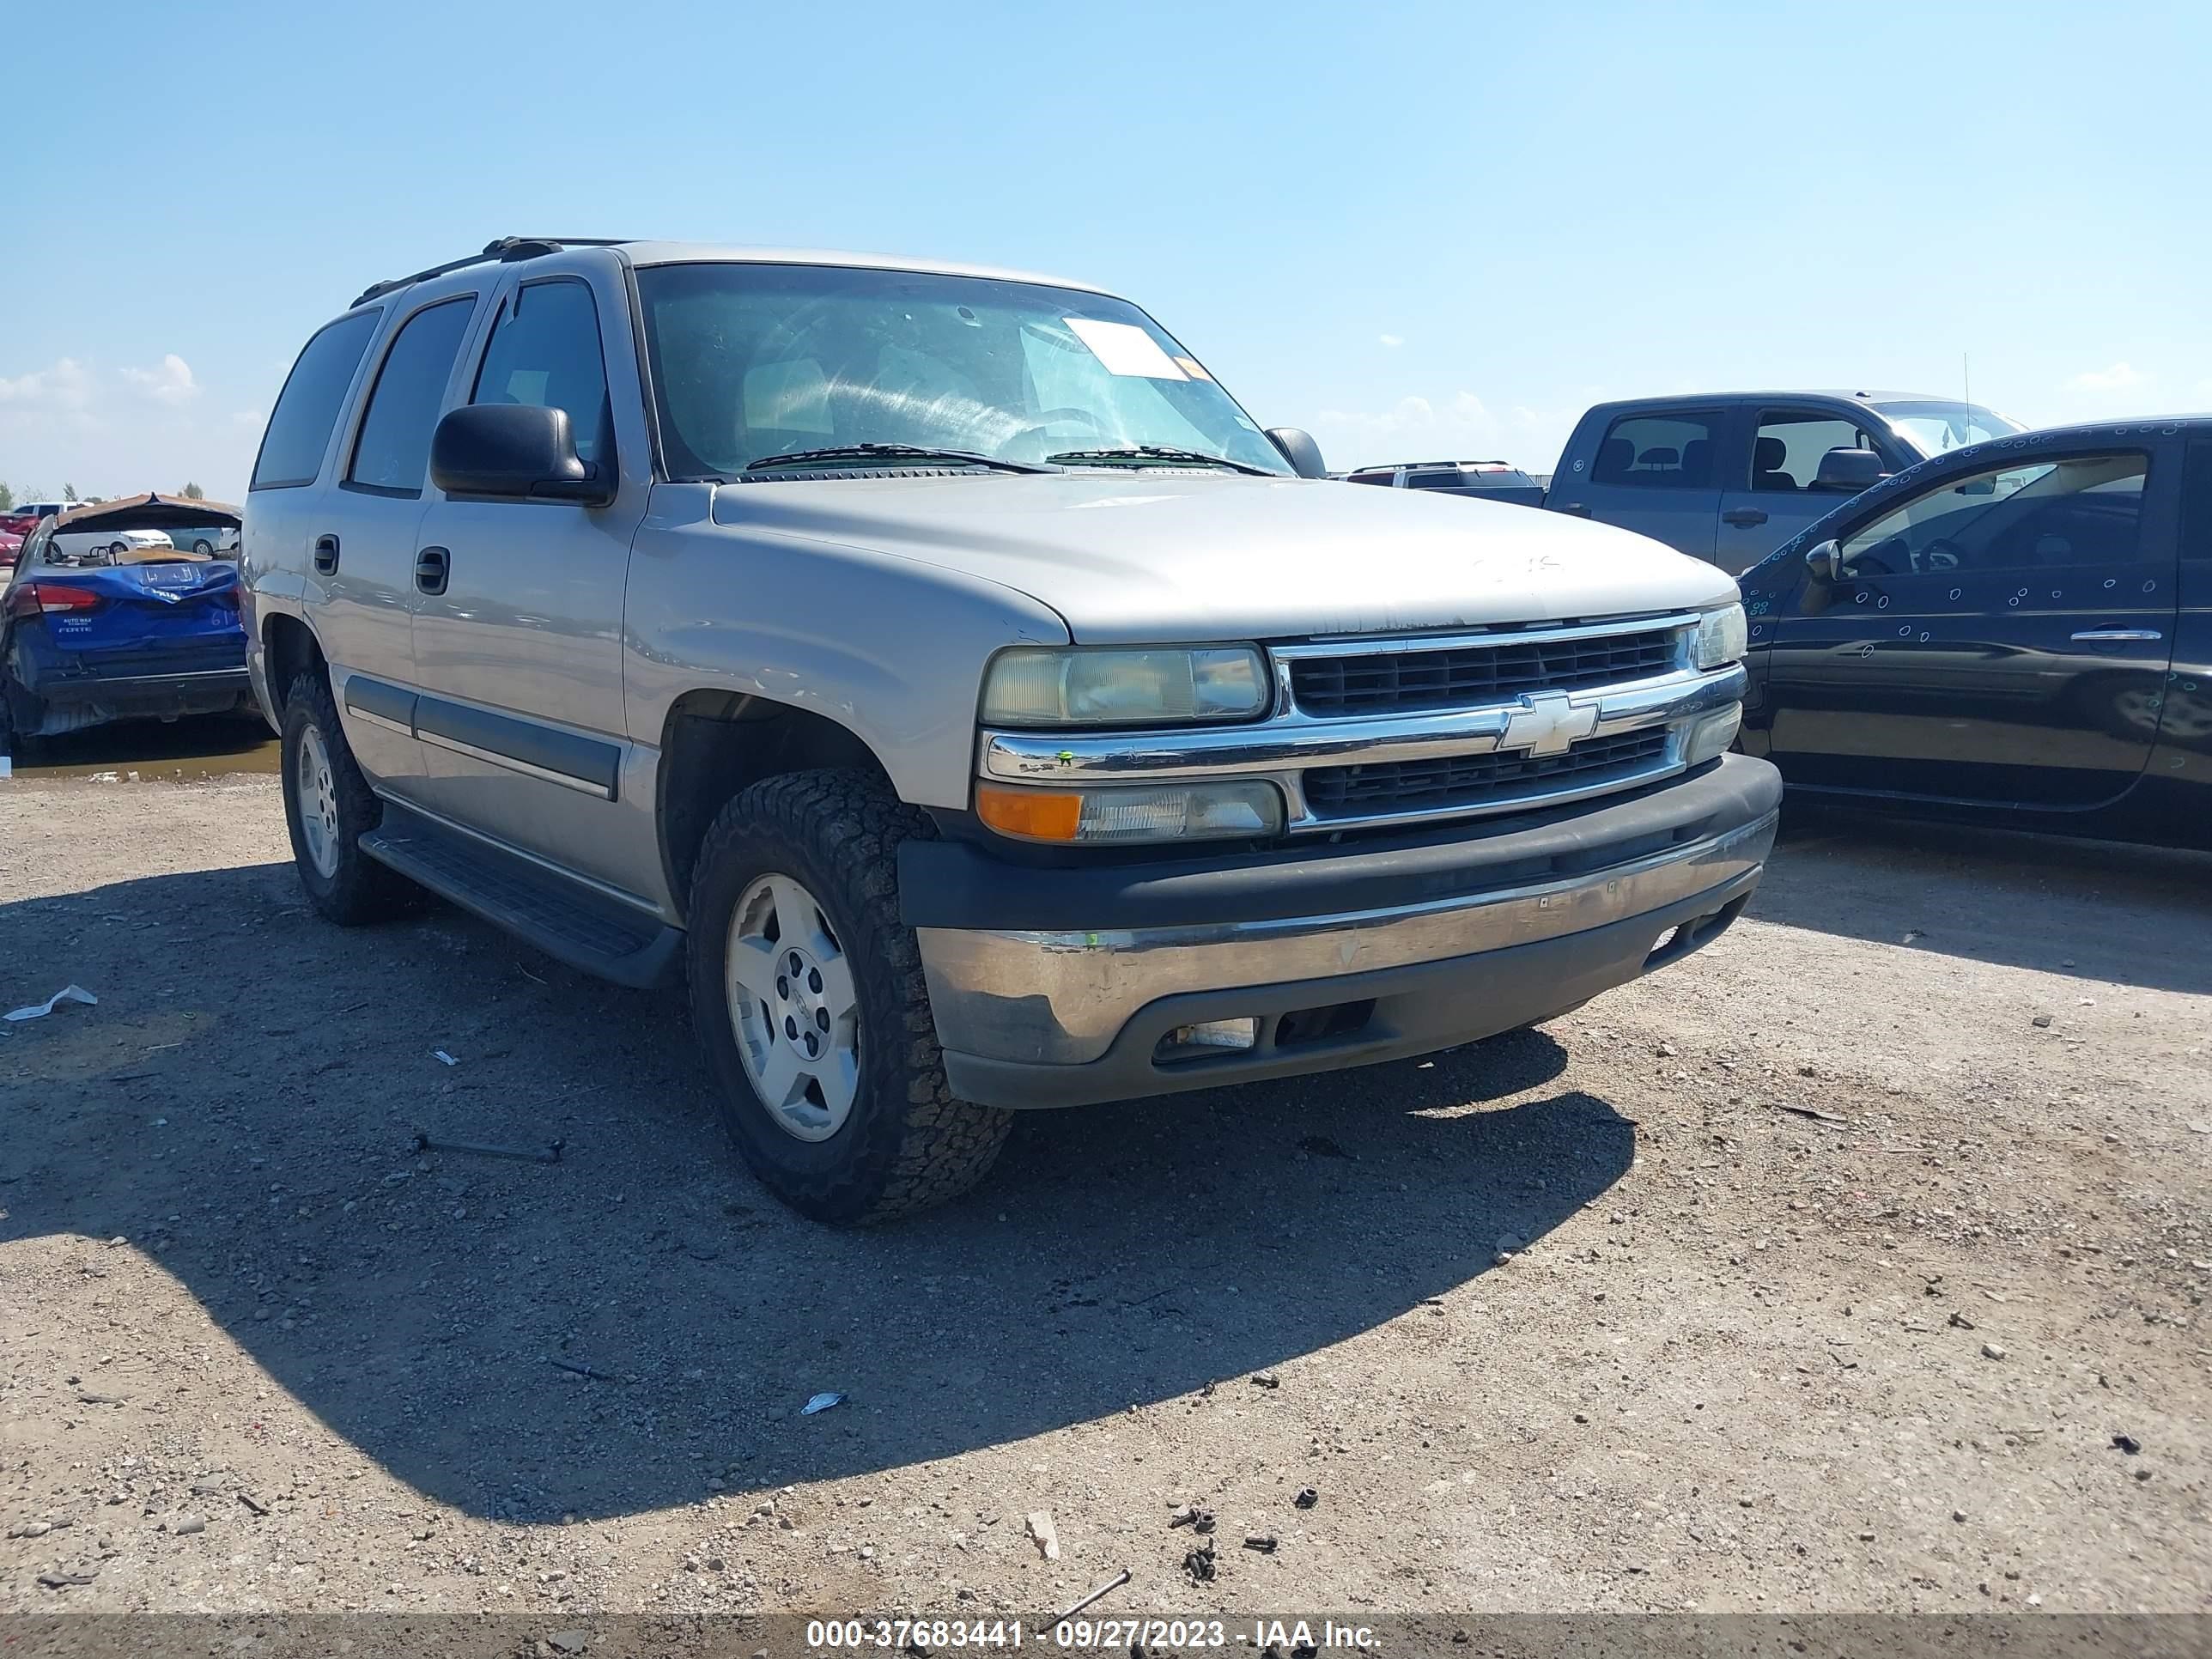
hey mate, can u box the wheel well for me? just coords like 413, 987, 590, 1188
657, 692, 895, 917
261, 613, 325, 719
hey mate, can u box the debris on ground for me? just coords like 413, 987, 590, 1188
37, 1571, 95, 1590
801, 1391, 845, 1416
1024, 1510, 1060, 1561
2112, 1433, 2142, 1455
1048, 1567, 1130, 1625
2033, 1014, 2055, 1029
412, 1132, 563, 1165
1182, 1538, 1216, 1583
1168, 1504, 1215, 1534
1249, 1370, 1280, 1389
5, 984, 96, 1023
550, 1358, 618, 1382
1775, 1103, 1849, 1125
432, 1049, 459, 1066
1982, 1343, 2008, 1360
1243, 1532, 1278, 1553
1294, 1488, 1318, 1510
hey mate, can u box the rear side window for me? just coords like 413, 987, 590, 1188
1406, 470, 1468, 491
252, 310, 381, 490
1591, 413, 1717, 489
471, 279, 612, 471
346, 298, 477, 495
1346, 471, 1395, 488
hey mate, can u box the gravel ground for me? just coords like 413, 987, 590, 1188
1, 765, 2207, 1622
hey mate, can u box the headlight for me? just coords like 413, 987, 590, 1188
976, 780, 1284, 844
981, 645, 1269, 726
1693, 602, 1747, 671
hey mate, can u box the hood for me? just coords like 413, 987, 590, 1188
712, 472, 1735, 643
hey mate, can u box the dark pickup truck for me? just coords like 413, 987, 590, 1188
1547, 392, 2021, 574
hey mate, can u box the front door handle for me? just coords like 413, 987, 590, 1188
1722, 507, 1770, 527
1553, 502, 1591, 519
312, 534, 340, 574
2070, 629, 2162, 643
415, 545, 450, 596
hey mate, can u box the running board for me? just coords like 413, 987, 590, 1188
360, 804, 682, 989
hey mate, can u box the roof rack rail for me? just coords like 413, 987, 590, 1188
350, 237, 631, 309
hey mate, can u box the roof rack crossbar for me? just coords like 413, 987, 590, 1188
350, 237, 631, 309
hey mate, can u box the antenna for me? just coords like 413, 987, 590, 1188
1962, 352, 1971, 409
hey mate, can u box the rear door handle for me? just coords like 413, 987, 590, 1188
312, 534, 340, 574
1722, 507, 1769, 527
415, 545, 450, 596
2070, 629, 2162, 642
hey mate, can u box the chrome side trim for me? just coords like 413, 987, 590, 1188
918, 808, 1778, 1066
416, 726, 616, 799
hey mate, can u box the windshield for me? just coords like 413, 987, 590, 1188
1871, 401, 2023, 458
635, 263, 1291, 478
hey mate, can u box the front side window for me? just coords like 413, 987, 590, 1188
1751, 413, 1878, 493
1591, 413, 1717, 489
252, 310, 381, 490
635, 263, 1291, 477
471, 279, 612, 470
347, 297, 477, 494
1840, 453, 2149, 577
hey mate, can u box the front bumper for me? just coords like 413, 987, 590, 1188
907, 753, 1781, 1109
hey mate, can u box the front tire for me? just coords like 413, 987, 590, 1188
687, 770, 1012, 1225
280, 670, 408, 924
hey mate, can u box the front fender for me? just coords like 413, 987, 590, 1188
623, 495, 1071, 810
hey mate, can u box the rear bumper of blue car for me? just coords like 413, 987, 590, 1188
13, 635, 249, 718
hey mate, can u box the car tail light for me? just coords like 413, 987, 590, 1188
7, 582, 105, 618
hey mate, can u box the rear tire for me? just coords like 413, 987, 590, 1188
687, 769, 1012, 1225
280, 670, 409, 924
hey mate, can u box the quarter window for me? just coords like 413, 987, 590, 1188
1591, 413, 1717, 489
347, 298, 477, 495
251, 310, 381, 490
1751, 413, 1879, 493
471, 280, 612, 471
1840, 453, 2149, 577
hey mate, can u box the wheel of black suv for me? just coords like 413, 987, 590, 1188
280, 671, 409, 925
687, 769, 1012, 1225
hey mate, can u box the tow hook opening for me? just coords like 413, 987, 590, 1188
1644, 895, 1750, 971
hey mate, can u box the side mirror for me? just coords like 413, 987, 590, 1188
1811, 447, 1885, 494
431, 404, 609, 504
1803, 538, 1844, 583
1265, 427, 1328, 479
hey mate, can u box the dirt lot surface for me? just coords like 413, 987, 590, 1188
3, 757, 2208, 1624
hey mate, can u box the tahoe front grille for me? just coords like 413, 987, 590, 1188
1302, 728, 1669, 820
1290, 626, 1677, 717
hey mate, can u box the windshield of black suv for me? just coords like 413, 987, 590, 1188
635, 263, 1291, 478
1871, 400, 2023, 457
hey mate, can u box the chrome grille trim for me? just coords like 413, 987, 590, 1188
979, 647, 1744, 836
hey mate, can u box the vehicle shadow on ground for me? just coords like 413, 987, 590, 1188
0, 860, 1626, 1523
1754, 805, 2212, 995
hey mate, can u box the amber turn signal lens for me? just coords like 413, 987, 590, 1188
975, 783, 1084, 842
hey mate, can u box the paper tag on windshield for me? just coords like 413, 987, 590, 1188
1064, 319, 1188, 380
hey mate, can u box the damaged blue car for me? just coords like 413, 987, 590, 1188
0, 493, 254, 751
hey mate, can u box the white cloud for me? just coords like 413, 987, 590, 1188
1378, 333, 1404, 348
121, 354, 200, 406
230, 409, 264, 429
2068, 362, 2147, 392
0, 356, 94, 410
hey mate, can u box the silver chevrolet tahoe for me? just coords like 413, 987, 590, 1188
244, 236, 1780, 1224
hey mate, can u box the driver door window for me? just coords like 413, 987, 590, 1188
1841, 453, 2148, 578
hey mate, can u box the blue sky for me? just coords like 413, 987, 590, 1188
6, 0, 2210, 501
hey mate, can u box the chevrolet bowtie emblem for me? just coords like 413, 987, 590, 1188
1500, 690, 1598, 757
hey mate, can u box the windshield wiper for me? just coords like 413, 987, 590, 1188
744, 442, 1046, 475
1047, 445, 1273, 477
